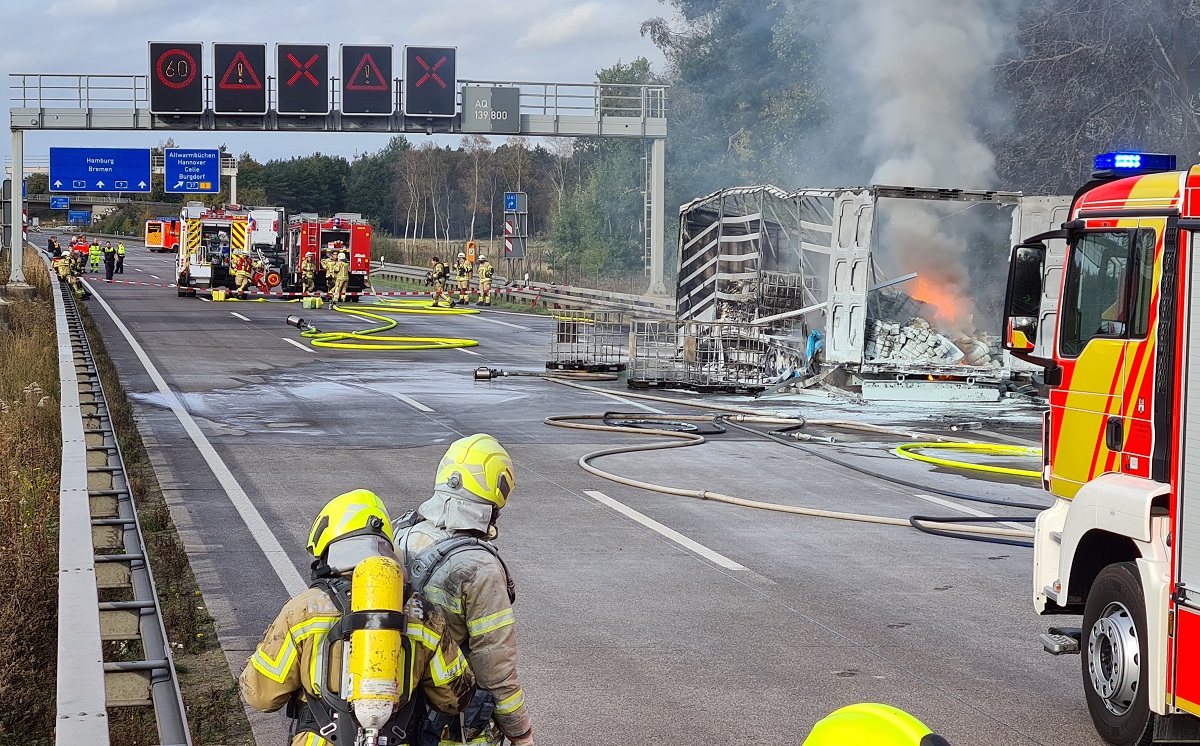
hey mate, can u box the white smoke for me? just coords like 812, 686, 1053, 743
846, 0, 1008, 334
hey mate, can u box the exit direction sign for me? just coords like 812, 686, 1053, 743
49, 148, 151, 193
50, 197, 70, 210
165, 149, 220, 193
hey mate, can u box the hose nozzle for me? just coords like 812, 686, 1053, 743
474, 367, 506, 381
286, 315, 313, 332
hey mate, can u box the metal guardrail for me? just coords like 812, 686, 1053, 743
370, 262, 676, 316
49, 253, 190, 746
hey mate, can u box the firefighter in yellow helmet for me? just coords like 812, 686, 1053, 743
330, 251, 350, 304
393, 435, 535, 746
802, 703, 950, 746
233, 249, 254, 300
453, 251, 472, 304
240, 490, 476, 746
428, 256, 455, 308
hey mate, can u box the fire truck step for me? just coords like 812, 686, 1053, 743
1040, 627, 1081, 655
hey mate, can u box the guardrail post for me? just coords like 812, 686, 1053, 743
646, 137, 668, 297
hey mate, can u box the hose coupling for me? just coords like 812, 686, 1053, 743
474, 367, 507, 381
286, 315, 314, 332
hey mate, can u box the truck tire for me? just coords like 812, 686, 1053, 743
1081, 562, 1155, 746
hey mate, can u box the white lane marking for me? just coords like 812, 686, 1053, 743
475, 315, 531, 331
230, 311, 251, 322
391, 392, 434, 412
584, 489, 749, 571
149, 274, 160, 279
457, 347, 482, 356
589, 389, 664, 414
913, 494, 1029, 531
134, 267, 144, 272
87, 285, 307, 596
199, 296, 211, 303
282, 337, 316, 354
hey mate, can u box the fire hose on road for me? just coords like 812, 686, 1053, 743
287, 300, 481, 351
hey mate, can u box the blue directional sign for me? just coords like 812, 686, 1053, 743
165, 148, 220, 193
49, 148, 151, 193
50, 196, 70, 210
67, 210, 91, 225
504, 192, 517, 211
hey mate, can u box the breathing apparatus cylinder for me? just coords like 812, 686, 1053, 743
347, 554, 407, 734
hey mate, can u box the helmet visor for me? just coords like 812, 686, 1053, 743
325, 533, 398, 575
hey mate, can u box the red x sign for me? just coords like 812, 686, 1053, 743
287, 53, 321, 86
414, 55, 447, 88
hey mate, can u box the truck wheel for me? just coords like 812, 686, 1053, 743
1081, 562, 1155, 746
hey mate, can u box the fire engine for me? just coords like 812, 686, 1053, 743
144, 217, 181, 254
286, 212, 372, 297
1004, 151, 1200, 744
175, 202, 282, 297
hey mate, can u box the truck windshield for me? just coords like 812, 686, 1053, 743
1059, 229, 1155, 357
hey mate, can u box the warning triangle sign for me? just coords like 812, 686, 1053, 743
219, 50, 263, 90
346, 53, 388, 91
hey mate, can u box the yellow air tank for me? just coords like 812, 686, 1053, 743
348, 554, 406, 736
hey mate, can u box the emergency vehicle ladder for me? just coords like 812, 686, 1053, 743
51, 261, 191, 745
306, 221, 320, 252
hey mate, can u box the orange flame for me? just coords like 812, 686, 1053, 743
907, 278, 969, 331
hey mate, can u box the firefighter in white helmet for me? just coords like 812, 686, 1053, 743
240, 490, 476, 746
453, 251, 472, 305
232, 249, 253, 300
475, 255, 494, 306
330, 251, 350, 304
300, 252, 317, 295
393, 434, 535, 746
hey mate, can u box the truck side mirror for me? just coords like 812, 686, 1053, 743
1003, 243, 1046, 352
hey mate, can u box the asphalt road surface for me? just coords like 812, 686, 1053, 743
35, 232, 1106, 746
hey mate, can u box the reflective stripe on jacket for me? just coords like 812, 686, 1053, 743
239, 586, 475, 745
395, 522, 531, 738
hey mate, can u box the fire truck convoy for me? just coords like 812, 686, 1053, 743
1003, 151, 1200, 745
174, 202, 371, 298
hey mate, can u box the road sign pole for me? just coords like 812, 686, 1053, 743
7, 127, 31, 292
646, 137, 667, 297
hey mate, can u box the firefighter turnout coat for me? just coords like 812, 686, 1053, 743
395, 522, 532, 739
240, 585, 476, 746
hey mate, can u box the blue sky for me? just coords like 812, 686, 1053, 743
2, 0, 668, 165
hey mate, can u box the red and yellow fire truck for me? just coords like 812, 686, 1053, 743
176, 202, 282, 297
286, 212, 372, 297
1004, 151, 1200, 744
144, 217, 181, 254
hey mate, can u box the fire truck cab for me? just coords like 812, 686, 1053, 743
176, 202, 254, 297
286, 212, 371, 297
1004, 152, 1200, 745
145, 217, 181, 254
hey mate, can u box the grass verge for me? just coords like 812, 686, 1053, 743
0, 253, 60, 746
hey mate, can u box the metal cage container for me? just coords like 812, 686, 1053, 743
547, 310, 629, 372
628, 320, 786, 392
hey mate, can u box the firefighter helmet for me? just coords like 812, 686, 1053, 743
307, 490, 396, 573
435, 434, 515, 508
458, 252, 466, 259
802, 703, 947, 746
478, 255, 487, 262
338, 252, 346, 261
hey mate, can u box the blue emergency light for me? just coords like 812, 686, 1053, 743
1093, 151, 1176, 173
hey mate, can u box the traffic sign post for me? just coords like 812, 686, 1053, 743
462, 87, 519, 134
404, 46, 457, 117
214, 43, 267, 114
503, 191, 528, 259
341, 45, 393, 115
277, 43, 330, 115
165, 149, 220, 193
49, 148, 151, 193
50, 197, 70, 210
148, 43, 204, 114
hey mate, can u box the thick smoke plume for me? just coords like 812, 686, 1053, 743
846, 0, 1007, 334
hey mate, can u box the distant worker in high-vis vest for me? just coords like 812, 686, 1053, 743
475, 255, 494, 306
88, 240, 102, 272
116, 242, 126, 274
453, 252, 472, 304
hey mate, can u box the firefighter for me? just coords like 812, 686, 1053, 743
330, 252, 350, 304
116, 242, 126, 274
321, 249, 336, 297
240, 490, 476, 746
233, 250, 253, 299
88, 239, 102, 272
52, 252, 71, 280
475, 255, 494, 306
102, 241, 117, 281
453, 251, 472, 304
300, 252, 317, 295
47, 236, 61, 257
393, 434, 535, 746
428, 256, 454, 308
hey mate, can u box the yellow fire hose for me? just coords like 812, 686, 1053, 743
298, 302, 479, 350
894, 442, 1043, 480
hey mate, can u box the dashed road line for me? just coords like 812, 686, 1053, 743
282, 338, 316, 354
391, 392, 434, 412
149, 274, 160, 279
475, 315, 532, 331
913, 494, 1028, 531
230, 311, 251, 322
457, 347, 482, 356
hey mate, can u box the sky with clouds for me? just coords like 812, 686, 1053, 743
2, 0, 669, 165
